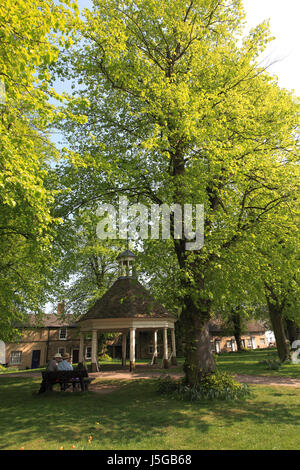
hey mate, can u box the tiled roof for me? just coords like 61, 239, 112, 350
209, 318, 266, 333
116, 250, 137, 259
16, 313, 78, 328
78, 277, 175, 321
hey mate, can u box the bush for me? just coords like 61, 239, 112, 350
99, 353, 112, 362
0, 365, 19, 373
157, 375, 179, 395
258, 359, 281, 370
157, 371, 251, 402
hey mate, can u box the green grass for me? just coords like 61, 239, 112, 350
0, 375, 299, 450
216, 349, 300, 378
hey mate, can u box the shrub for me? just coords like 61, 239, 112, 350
157, 375, 179, 395
157, 371, 250, 402
258, 359, 281, 370
99, 353, 112, 361
0, 365, 19, 373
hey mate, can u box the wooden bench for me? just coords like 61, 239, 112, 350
39, 369, 93, 393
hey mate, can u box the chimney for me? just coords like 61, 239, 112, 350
57, 301, 65, 315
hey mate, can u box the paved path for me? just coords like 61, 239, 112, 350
88, 371, 300, 388
1, 370, 300, 388
234, 374, 300, 388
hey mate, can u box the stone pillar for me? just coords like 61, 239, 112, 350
122, 332, 127, 367
171, 328, 177, 365
153, 329, 158, 364
91, 329, 98, 372
79, 331, 85, 363
135, 330, 139, 359
129, 328, 136, 372
163, 327, 169, 369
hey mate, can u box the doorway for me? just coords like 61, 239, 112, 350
31, 350, 41, 369
72, 349, 79, 364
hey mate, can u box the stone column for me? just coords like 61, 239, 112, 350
153, 329, 158, 364
122, 332, 127, 367
91, 329, 98, 372
171, 328, 177, 365
129, 327, 136, 372
135, 330, 140, 359
163, 327, 169, 369
79, 331, 85, 363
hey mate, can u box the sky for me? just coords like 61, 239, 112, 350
243, 0, 300, 95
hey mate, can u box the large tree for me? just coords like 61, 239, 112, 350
0, 0, 79, 338
57, 0, 299, 385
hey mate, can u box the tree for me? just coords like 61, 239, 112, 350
213, 201, 300, 362
223, 307, 247, 351
58, 0, 299, 385
0, 0, 79, 338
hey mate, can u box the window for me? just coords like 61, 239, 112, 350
226, 341, 232, 349
58, 348, 65, 356
247, 338, 252, 348
241, 339, 245, 348
85, 347, 92, 360
59, 328, 67, 340
260, 338, 265, 345
10, 351, 22, 365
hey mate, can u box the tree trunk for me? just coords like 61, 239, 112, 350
170, 136, 217, 386
231, 310, 243, 351
266, 299, 289, 362
179, 291, 216, 386
285, 319, 300, 345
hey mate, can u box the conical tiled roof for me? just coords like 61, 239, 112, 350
116, 250, 137, 259
77, 277, 175, 321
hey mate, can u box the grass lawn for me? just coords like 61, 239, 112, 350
216, 349, 300, 378
0, 374, 299, 450
96, 348, 300, 378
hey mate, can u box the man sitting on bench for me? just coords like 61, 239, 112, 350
57, 353, 73, 371
38, 353, 63, 393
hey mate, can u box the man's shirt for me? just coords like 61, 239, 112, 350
46, 359, 58, 372
57, 360, 73, 371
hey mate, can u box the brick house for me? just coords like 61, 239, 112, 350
3, 311, 92, 370
209, 318, 268, 353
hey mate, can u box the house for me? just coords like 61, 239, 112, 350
2, 308, 92, 370
209, 318, 268, 353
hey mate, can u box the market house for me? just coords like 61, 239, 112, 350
76, 250, 178, 371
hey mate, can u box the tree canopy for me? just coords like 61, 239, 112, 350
53, 0, 299, 383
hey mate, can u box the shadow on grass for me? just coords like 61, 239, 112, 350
0, 376, 299, 450
0, 377, 209, 449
